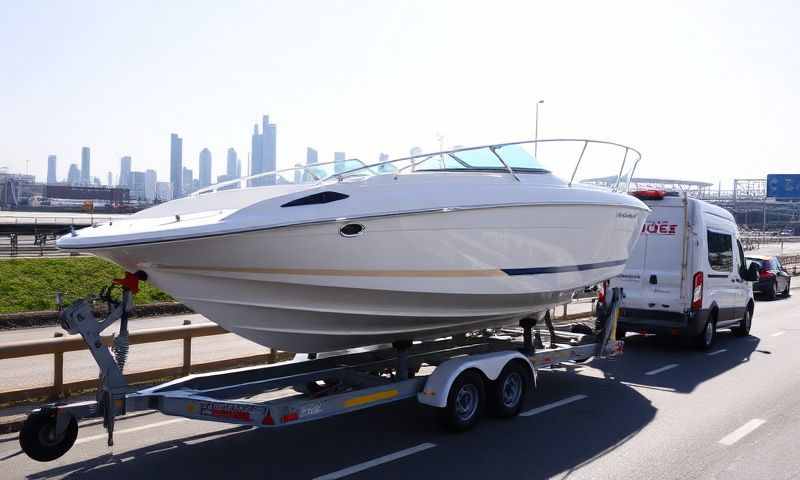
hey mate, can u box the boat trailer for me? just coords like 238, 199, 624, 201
18, 274, 624, 462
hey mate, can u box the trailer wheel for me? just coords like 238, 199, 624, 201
439, 370, 485, 432
489, 362, 528, 418
19, 412, 78, 462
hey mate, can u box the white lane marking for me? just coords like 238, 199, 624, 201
719, 419, 766, 446
645, 363, 679, 376
314, 443, 437, 480
771, 331, 785, 337
74, 418, 188, 445
707, 349, 728, 356
520, 394, 588, 417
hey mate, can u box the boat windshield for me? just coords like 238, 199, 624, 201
192, 139, 641, 196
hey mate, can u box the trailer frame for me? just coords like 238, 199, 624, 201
18, 280, 624, 462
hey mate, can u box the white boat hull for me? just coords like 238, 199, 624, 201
93, 203, 645, 351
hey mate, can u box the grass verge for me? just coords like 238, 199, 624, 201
0, 257, 173, 313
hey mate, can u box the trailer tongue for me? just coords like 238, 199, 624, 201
18, 275, 624, 462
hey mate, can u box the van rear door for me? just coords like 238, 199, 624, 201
615, 195, 689, 312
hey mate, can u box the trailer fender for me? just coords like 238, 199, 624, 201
417, 351, 535, 408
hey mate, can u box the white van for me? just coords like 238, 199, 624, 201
607, 190, 759, 349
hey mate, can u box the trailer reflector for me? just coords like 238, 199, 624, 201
262, 410, 274, 425
282, 411, 299, 423
344, 389, 399, 408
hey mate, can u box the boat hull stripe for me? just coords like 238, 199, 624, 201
501, 259, 627, 276
154, 259, 626, 278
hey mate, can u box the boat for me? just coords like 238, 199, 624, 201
57, 139, 649, 352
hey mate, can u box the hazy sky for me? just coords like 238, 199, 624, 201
1, 0, 798, 187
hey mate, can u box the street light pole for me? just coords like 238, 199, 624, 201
534, 99, 544, 159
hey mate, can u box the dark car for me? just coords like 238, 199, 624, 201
747, 255, 791, 299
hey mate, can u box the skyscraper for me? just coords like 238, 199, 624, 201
107, 171, 113, 187
130, 171, 147, 201
250, 114, 277, 186
250, 124, 262, 184
67, 164, 81, 185
306, 147, 318, 165
156, 182, 172, 201
47, 155, 57, 184
182, 167, 193, 195
226, 148, 238, 178
199, 148, 212, 187
262, 115, 276, 176
119, 156, 132, 187
170, 133, 183, 198
334, 152, 346, 173
145, 169, 157, 202
80, 147, 91, 185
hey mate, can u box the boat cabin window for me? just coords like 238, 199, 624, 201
413, 145, 549, 173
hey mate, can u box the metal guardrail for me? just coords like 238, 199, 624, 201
0, 216, 116, 226
0, 322, 281, 406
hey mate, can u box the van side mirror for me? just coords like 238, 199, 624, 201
743, 263, 759, 282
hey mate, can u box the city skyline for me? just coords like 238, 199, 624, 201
4, 2, 800, 188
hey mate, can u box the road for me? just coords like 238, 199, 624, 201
1, 294, 798, 479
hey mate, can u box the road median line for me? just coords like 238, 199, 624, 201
718, 419, 766, 446
314, 442, 436, 480
521, 394, 587, 417
645, 364, 679, 376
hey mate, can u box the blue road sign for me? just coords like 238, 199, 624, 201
767, 174, 800, 199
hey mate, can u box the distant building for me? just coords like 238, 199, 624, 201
67, 164, 81, 185
306, 147, 318, 165
107, 171, 113, 187
198, 148, 212, 187
170, 133, 183, 198
145, 169, 157, 202
156, 181, 172, 201
47, 155, 57, 184
182, 167, 193, 195
119, 156, 132, 187
92, 177, 101, 186
334, 152, 346, 173
129, 171, 147, 201
250, 115, 277, 185
226, 148, 239, 178
80, 147, 91, 185
296, 147, 319, 183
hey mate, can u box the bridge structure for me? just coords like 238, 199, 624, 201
585, 177, 800, 232
0, 211, 129, 257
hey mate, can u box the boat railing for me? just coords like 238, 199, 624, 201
192, 139, 642, 196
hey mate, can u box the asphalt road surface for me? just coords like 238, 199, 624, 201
2, 294, 798, 479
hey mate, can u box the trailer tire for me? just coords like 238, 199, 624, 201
439, 370, 485, 432
489, 362, 529, 418
19, 412, 78, 462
